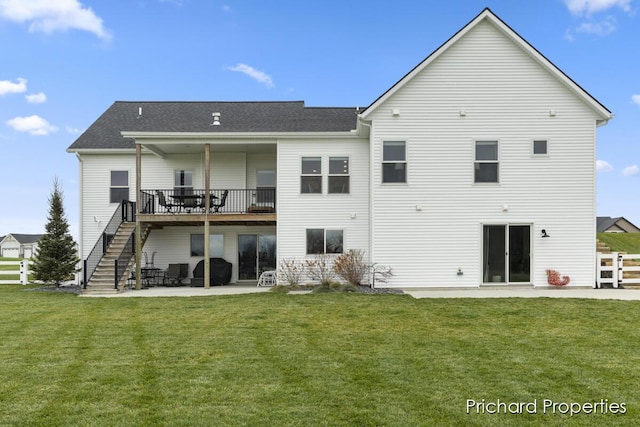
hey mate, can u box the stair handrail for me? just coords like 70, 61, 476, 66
83, 200, 136, 288
113, 232, 135, 290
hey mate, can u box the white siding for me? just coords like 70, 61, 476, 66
277, 138, 370, 265
211, 152, 246, 188
246, 153, 277, 188
79, 153, 136, 257
366, 20, 599, 287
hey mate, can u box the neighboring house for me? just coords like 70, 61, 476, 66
597, 217, 640, 233
67, 8, 612, 291
0, 234, 44, 258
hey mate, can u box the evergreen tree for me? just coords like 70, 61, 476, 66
31, 177, 80, 286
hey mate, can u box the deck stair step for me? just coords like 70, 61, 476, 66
83, 223, 151, 295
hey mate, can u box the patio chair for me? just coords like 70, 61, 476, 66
257, 270, 277, 287
144, 251, 156, 268
156, 191, 177, 213
211, 190, 229, 213
166, 263, 187, 286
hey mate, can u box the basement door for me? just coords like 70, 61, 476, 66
482, 225, 531, 284
238, 234, 277, 281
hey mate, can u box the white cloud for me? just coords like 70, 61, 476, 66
228, 63, 274, 88
222, 5, 231, 12
564, 0, 632, 15
0, 77, 27, 96
6, 115, 58, 136
25, 91, 47, 103
65, 125, 81, 134
576, 16, 617, 35
632, 94, 640, 106
596, 159, 614, 172
0, 0, 110, 40
622, 165, 639, 176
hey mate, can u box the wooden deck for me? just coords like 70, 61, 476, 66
138, 212, 276, 227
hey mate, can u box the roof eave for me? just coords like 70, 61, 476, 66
120, 130, 362, 140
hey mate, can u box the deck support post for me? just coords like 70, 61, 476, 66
135, 143, 143, 290
204, 143, 211, 289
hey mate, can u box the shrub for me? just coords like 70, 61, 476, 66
333, 249, 368, 286
304, 255, 336, 285
371, 263, 393, 288
278, 258, 306, 286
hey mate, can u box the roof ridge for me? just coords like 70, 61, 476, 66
113, 100, 307, 105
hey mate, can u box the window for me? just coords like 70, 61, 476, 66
328, 157, 349, 193
382, 141, 406, 183
110, 170, 129, 203
190, 234, 224, 257
174, 170, 193, 195
474, 141, 499, 183
301, 157, 322, 193
256, 170, 276, 204
533, 140, 548, 155
306, 229, 343, 254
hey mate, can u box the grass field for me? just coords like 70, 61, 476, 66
1, 285, 639, 426
598, 233, 640, 254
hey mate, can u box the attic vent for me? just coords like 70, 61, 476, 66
211, 112, 221, 126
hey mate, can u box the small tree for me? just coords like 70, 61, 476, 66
31, 177, 80, 287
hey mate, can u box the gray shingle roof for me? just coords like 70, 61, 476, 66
68, 101, 359, 150
8, 234, 44, 244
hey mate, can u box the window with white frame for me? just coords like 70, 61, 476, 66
174, 170, 193, 195
474, 141, 499, 183
190, 234, 224, 257
306, 229, 344, 254
328, 157, 349, 193
110, 170, 129, 203
532, 140, 548, 155
301, 157, 322, 194
382, 141, 406, 183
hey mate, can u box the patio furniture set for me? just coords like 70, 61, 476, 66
156, 190, 228, 213
129, 253, 233, 288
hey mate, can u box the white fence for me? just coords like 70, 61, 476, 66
0, 260, 30, 285
596, 252, 640, 289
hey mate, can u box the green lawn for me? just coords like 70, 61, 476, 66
598, 233, 640, 254
1, 285, 639, 426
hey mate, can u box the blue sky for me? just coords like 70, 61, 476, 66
0, 0, 638, 239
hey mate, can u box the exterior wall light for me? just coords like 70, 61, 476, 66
541, 229, 550, 238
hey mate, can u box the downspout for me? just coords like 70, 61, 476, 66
75, 153, 83, 263
358, 116, 374, 287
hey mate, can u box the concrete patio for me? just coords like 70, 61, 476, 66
79, 285, 640, 300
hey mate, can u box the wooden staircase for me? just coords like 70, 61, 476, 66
83, 223, 151, 295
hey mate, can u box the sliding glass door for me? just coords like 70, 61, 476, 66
483, 225, 530, 284
238, 234, 276, 280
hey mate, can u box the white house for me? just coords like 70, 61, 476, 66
67, 9, 612, 292
0, 234, 43, 259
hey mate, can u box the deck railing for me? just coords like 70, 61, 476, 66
140, 188, 276, 215
113, 232, 135, 289
83, 200, 136, 288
